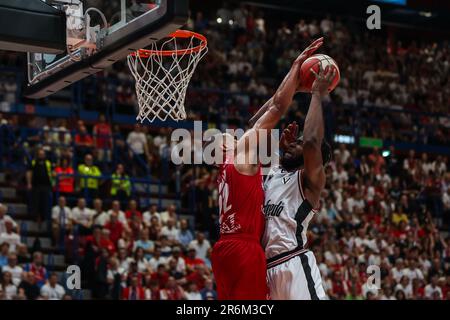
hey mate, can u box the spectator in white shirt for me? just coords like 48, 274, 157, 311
161, 218, 180, 244
126, 125, 150, 176
142, 204, 161, 227
133, 247, 151, 273
51, 196, 73, 245
72, 198, 94, 235
2, 253, 23, 286
40, 273, 65, 300
185, 282, 202, 300
0, 204, 18, 234
92, 198, 109, 226
148, 246, 167, 271
0, 271, 17, 299
107, 200, 128, 226
424, 276, 443, 299
395, 276, 413, 299
188, 233, 211, 261
391, 258, 407, 282
0, 220, 21, 252
168, 246, 186, 274
403, 259, 424, 281
333, 144, 351, 165
160, 204, 178, 225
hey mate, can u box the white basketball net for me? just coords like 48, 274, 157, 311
127, 33, 208, 122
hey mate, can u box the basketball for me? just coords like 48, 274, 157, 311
297, 54, 340, 93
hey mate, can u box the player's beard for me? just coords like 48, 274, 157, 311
280, 154, 304, 171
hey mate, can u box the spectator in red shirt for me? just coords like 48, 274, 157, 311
54, 157, 75, 196
185, 264, 209, 290
104, 212, 125, 245
122, 275, 145, 300
125, 199, 142, 221
150, 264, 170, 289
74, 123, 94, 160
184, 248, 205, 271
23, 252, 48, 288
145, 279, 161, 300
329, 270, 348, 299
368, 148, 385, 176
160, 277, 186, 300
93, 114, 113, 163
99, 229, 116, 254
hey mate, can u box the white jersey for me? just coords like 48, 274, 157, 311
262, 166, 317, 259
262, 166, 326, 300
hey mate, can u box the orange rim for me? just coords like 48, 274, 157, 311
130, 30, 207, 58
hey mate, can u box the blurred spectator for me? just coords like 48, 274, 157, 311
18, 272, 40, 300
0, 204, 17, 234
77, 154, 102, 200
0, 220, 21, 252
51, 196, 73, 245
92, 198, 109, 226
0, 242, 9, 268
145, 280, 161, 300
110, 164, 131, 204
150, 264, 170, 289
160, 276, 185, 300
200, 278, 217, 300
143, 204, 161, 226
178, 219, 194, 247
188, 232, 211, 261
425, 275, 443, 299
1, 253, 22, 286
160, 204, 178, 225
0, 271, 17, 299
72, 198, 94, 235
185, 282, 202, 300
26, 148, 52, 224
122, 275, 145, 300
107, 200, 127, 225
54, 157, 75, 196
104, 212, 125, 245
40, 273, 65, 300
93, 114, 113, 163
23, 252, 48, 288
74, 123, 94, 160
126, 125, 150, 176
161, 218, 179, 245
148, 246, 167, 271
184, 247, 205, 270
125, 199, 142, 221
133, 228, 154, 260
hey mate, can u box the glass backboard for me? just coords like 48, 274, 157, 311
26, 0, 188, 99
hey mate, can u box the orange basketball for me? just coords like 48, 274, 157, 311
298, 54, 340, 93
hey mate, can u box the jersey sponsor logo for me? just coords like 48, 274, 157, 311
263, 199, 284, 217
282, 176, 291, 184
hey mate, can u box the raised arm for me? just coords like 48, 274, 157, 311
302, 64, 336, 205
248, 37, 323, 128
234, 39, 324, 175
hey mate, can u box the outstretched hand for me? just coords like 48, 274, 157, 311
311, 63, 336, 97
280, 121, 299, 151
294, 37, 324, 65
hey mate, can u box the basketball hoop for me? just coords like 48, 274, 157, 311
127, 30, 208, 122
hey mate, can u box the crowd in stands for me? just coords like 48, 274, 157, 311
0, 3, 449, 300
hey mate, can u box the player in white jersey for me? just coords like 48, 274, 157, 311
250, 62, 335, 300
